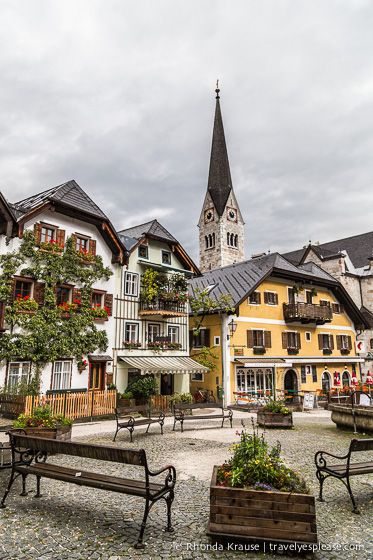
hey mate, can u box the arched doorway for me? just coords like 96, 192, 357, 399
284, 369, 298, 400
322, 371, 331, 393
342, 370, 350, 387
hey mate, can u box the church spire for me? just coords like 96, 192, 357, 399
207, 82, 233, 216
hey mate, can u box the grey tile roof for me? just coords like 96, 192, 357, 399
283, 231, 373, 269
189, 252, 337, 308
13, 180, 108, 220
118, 219, 178, 244
207, 93, 233, 216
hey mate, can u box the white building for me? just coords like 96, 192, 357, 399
114, 219, 208, 394
0, 180, 125, 393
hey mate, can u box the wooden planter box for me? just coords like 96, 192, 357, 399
117, 398, 136, 408
20, 425, 72, 441
208, 466, 317, 546
257, 411, 293, 428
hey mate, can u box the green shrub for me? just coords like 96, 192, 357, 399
13, 405, 73, 429
120, 391, 133, 400
127, 377, 157, 399
216, 420, 308, 494
262, 399, 290, 415
169, 392, 193, 404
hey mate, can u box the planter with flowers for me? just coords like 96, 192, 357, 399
123, 341, 142, 350
91, 305, 109, 321
257, 399, 293, 428
13, 405, 73, 441
39, 239, 64, 254
58, 301, 79, 318
148, 340, 182, 352
77, 358, 88, 373
76, 247, 96, 263
13, 295, 39, 315
208, 422, 317, 546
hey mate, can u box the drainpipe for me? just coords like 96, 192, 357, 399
221, 314, 230, 408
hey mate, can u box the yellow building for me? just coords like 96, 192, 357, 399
189, 253, 369, 405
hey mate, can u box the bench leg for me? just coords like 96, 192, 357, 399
172, 419, 176, 431
128, 427, 134, 443
165, 490, 175, 533
160, 420, 164, 435
113, 426, 119, 442
180, 420, 184, 433
229, 414, 233, 428
221, 416, 225, 428
35, 475, 42, 498
146, 423, 151, 434
134, 499, 150, 549
345, 477, 359, 514
20, 473, 28, 497
0, 469, 18, 508
316, 470, 326, 502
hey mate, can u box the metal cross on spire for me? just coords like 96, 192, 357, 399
215, 79, 220, 99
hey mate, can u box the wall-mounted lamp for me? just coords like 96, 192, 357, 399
228, 319, 237, 339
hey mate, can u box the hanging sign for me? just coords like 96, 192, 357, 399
355, 340, 365, 353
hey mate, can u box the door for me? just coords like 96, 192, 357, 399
160, 373, 174, 395
89, 363, 106, 390
322, 371, 331, 393
284, 369, 298, 400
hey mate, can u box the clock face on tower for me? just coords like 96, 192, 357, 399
204, 208, 214, 223
227, 207, 237, 222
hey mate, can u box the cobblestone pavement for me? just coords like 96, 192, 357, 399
0, 413, 372, 560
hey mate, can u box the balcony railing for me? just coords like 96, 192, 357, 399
139, 297, 187, 318
283, 302, 333, 324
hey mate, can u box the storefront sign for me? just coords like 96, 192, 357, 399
303, 392, 315, 410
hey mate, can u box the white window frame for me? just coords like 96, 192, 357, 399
168, 325, 179, 343
124, 272, 139, 297
305, 332, 312, 342
214, 336, 221, 346
148, 323, 161, 343
138, 245, 148, 259
265, 291, 278, 305
125, 322, 139, 343
92, 291, 104, 308
191, 372, 204, 382
161, 250, 171, 265
340, 335, 350, 350
7, 362, 31, 391
252, 329, 265, 347
51, 360, 72, 390
286, 331, 298, 349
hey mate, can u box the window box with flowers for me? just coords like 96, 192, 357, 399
123, 341, 142, 350
13, 295, 39, 315
40, 239, 64, 254
58, 301, 80, 318
77, 358, 88, 373
91, 305, 110, 321
76, 247, 96, 263
148, 341, 182, 352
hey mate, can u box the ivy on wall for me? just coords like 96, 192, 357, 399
0, 231, 113, 386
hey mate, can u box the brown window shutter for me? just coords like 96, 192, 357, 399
34, 223, 42, 245
203, 329, 210, 347
104, 293, 113, 316
33, 282, 45, 306
257, 292, 261, 304
318, 334, 323, 350
336, 335, 341, 350
264, 331, 272, 348
189, 330, 194, 349
56, 229, 65, 248
296, 332, 301, 349
347, 336, 352, 350
89, 239, 97, 256
282, 332, 288, 349
329, 335, 334, 350
71, 234, 77, 250
264, 292, 268, 304
274, 293, 278, 305
247, 330, 254, 348
72, 288, 81, 303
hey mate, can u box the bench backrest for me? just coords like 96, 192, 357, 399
174, 402, 223, 411
349, 438, 373, 453
115, 405, 150, 417
9, 431, 147, 467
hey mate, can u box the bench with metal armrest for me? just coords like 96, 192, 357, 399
113, 405, 165, 443
173, 402, 233, 432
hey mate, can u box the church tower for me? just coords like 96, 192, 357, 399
198, 85, 245, 272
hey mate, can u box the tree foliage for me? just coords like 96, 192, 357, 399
189, 287, 235, 334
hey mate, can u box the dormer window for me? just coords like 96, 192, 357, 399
138, 245, 148, 259
162, 251, 171, 265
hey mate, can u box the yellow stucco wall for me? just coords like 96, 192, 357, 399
190, 277, 361, 403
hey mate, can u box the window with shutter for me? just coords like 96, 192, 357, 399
252, 330, 264, 347
264, 331, 272, 348
34, 223, 42, 245
104, 293, 113, 316
336, 335, 341, 350
56, 229, 66, 248
318, 334, 323, 349
247, 330, 254, 348
312, 366, 317, 383
296, 332, 301, 349
193, 329, 210, 347
332, 303, 341, 314
248, 291, 261, 305
89, 239, 97, 256
14, 279, 33, 299
33, 282, 45, 306
264, 292, 278, 305
282, 332, 288, 349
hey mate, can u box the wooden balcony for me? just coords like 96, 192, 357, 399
283, 302, 332, 325
139, 297, 187, 319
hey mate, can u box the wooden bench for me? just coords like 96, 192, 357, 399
113, 405, 165, 443
1, 430, 176, 549
315, 438, 373, 513
173, 402, 233, 432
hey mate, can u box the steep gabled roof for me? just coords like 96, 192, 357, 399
207, 87, 233, 216
284, 231, 373, 269
189, 252, 368, 328
14, 180, 108, 220
118, 219, 177, 244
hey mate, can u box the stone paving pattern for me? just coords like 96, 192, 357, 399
0, 413, 372, 560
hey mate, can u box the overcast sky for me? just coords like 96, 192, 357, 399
1, 0, 373, 262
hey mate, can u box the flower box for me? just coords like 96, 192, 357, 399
253, 346, 265, 355
19, 425, 72, 441
257, 410, 293, 428
340, 348, 350, 355
287, 348, 299, 355
207, 466, 317, 546
323, 349, 332, 355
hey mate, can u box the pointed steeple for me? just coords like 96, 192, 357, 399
207, 82, 233, 216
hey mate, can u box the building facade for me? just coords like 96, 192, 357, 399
113, 220, 207, 394
189, 253, 368, 405
198, 86, 245, 273
0, 180, 125, 393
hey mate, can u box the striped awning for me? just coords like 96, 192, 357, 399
118, 356, 209, 375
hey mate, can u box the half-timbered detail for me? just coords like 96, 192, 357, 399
114, 219, 207, 395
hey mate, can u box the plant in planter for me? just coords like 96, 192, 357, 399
169, 392, 193, 405
13, 295, 39, 314
91, 305, 110, 319
209, 422, 316, 545
257, 399, 293, 428
123, 341, 142, 349
13, 405, 73, 440
127, 376, 157, 404
117, 391, 135, 406
39, 239, 64, 253
77, 357, 88, 373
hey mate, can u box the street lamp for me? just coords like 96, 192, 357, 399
228, 318, 237, 338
